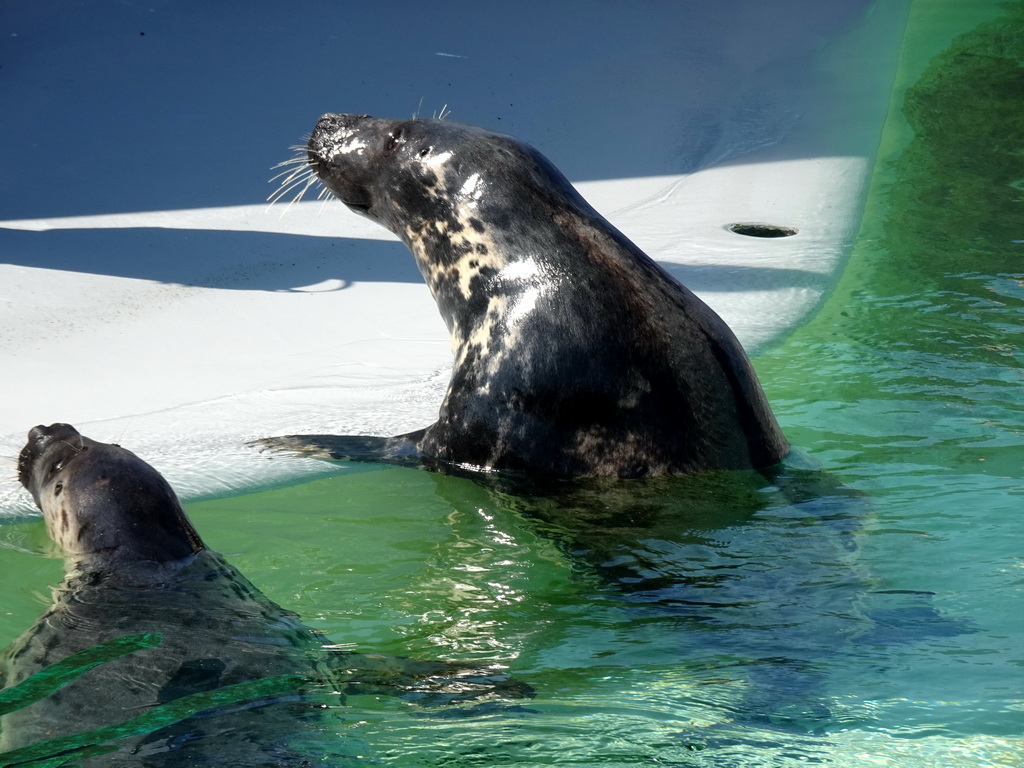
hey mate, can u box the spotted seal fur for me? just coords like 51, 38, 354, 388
2, 424, 527, 766
258, 114, 789, 477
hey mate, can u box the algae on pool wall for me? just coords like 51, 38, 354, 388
859, 0, 1024, 296
757, 0, 1024, 477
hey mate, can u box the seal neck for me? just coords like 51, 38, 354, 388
65, 548, 207, 589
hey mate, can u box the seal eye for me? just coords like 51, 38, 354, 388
418, 146, 431, 158
386, 129, 405, 152
50, 460, 64, 475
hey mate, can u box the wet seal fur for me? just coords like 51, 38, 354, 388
258, 114, 789, 477
2, 424, 528, 766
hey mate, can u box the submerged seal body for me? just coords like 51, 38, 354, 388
262, 114, 788, 477
3, 424, 523, 766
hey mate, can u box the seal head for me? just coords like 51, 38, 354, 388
274, 114, 789, 477
18, 423, 203, 564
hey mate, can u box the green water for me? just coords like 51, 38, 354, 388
2, 2, 1023, 765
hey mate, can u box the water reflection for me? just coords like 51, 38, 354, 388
421, 461, 960, 736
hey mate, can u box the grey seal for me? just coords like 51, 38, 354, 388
259, 114, 789, 477
2, 424, 526, 766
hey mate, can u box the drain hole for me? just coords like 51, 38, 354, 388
726, 223, 798, 238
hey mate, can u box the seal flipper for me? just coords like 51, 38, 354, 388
321, 649, 533, 705
249, 430, 425, 466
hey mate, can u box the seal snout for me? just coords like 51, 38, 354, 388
28, 423, 81, 444
313, 113, 372, 135
309, 113, 372, 156
19, 423, 82, 489
307, 113, 383, 215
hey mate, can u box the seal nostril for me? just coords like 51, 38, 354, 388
726, 223, 799, 238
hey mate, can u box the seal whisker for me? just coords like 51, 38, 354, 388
58, 438, 84, 455
268, 170, 314, 199
267, 169, 316, 207
266, 184, 299, 206
273, 139, 311, 158
317, 189, 337, 214
267, 172, 305, 195
267, 171, 317, 206
269, 154, 310, 171
271, 175, 320, 215
268, 145, 316, 191
269, 162, 313, 184
270, 149, 313, 168
281, 175, 320, 215
269, 155, 316, 183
